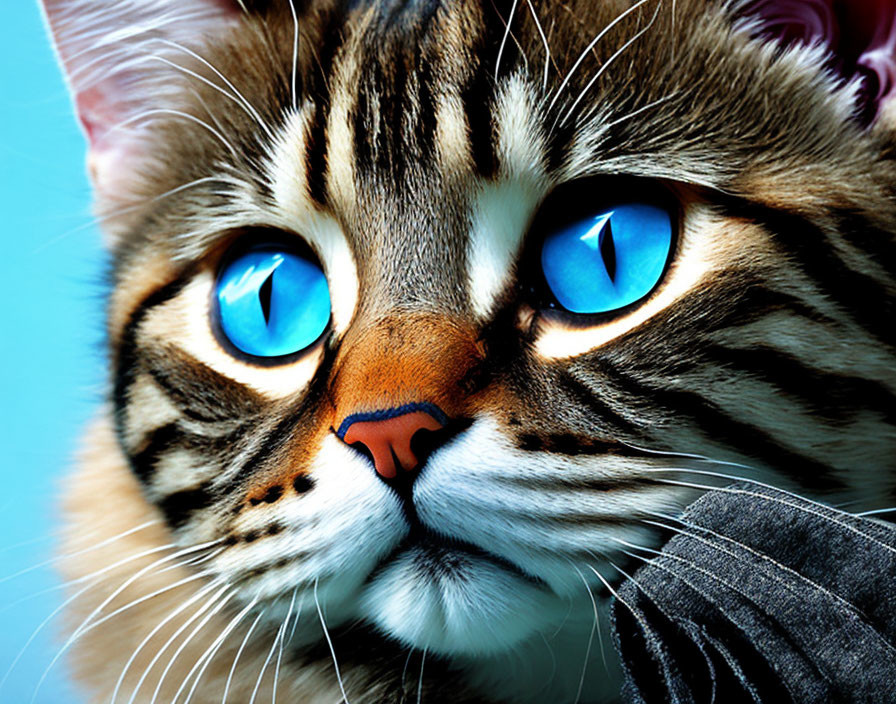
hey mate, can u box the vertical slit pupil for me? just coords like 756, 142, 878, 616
600, 218, 617, 283
259, 271, 274, 325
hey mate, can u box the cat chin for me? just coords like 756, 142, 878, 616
359, 544, 559, 656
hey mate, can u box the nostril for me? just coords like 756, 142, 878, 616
410, 418, 473, 468
348, 440, 375, 466
408, 426, 445, 469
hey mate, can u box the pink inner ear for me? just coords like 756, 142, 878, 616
744, 0, 839, 47
76, 89, 117, 146
740, 0, 896, 124
854, 1, 896, 104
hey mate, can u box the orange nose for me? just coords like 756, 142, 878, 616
337, 404, 447, 479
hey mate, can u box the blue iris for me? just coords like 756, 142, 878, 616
216, 247, 330, 358
540, 203, 672, 314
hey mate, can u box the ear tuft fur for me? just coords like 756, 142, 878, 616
40, 0, 244, 205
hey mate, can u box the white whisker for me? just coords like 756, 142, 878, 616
288, 0, 300, 113
272, 588, 298, 704
495, 0, 520, 83
315, 578, 351, 703
222, 609, 266, 704
595, 90, 681, 130
560, 0, 664, 127
146, 586, 236, 704
642, 468, 896, 555
857, 507, 896, 517
107, 109, 240, 159
149, 38, 277, 142
400, 648, 414, 694
85, 561, 221, 639
632, 515, 881, 615
287, 588, 305, 645
525, 0, 551, 92
31, 540, 222, 703
416, 648, 427, 704
248, 598, 286, 704
179, 597, 259, 704
110, 576, 226, 704
0, 578, 100, 696
568, 563, 603, 704
546, 0, 652, 113
0, 519, 160, 586
583, 559, 657, 657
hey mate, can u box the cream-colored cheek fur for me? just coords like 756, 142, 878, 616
140, 272, 322, 399
59, 416, 346, 704
534, 204, 761, 358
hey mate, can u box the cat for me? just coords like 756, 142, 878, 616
41, 0, 896, 702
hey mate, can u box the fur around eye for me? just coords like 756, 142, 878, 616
215, 245, 330, 358
540, 203, 673, 314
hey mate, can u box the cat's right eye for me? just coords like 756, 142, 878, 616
214, 243, 331, 360
522, 178, 678, 322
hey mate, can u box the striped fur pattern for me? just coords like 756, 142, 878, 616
44, 0, 896, 702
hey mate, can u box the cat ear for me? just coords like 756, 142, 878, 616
848, 2, 896, 130
735, 0, 896, 129
40, 0, 245, 203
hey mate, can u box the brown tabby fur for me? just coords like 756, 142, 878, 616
49, 0, 896, 702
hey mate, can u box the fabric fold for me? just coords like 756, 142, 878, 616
612, 483, 896, 703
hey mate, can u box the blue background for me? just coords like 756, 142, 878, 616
1, 3, 103, 701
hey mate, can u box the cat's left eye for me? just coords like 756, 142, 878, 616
538, 198, 674, 316
214, 243, 330, 360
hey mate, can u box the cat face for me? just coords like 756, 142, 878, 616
45, 0, 896, 692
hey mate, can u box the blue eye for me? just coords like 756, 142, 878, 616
540, 203, 673, 314
215, 246, 330, 358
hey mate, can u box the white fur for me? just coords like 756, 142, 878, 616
361, 546, 554, 656
467, 76, 548, 320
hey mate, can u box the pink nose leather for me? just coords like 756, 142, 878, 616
342, 410, 445, 479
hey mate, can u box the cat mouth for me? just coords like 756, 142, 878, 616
359, 524, 555, 657
368, 526, 547, 588
357, 442, 547, 589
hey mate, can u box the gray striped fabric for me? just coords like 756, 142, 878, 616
612, 483, 896, 704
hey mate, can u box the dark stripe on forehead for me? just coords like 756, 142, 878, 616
461, 59, 497, 178
305, 8, 349, 207
416, 42, 436, 159
351, 10, 439, 181
353, 71, 373, 170
377, 54, 409, 180
306, 102, 329, 207
457, 0, 524, 179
